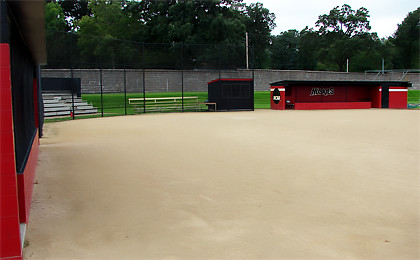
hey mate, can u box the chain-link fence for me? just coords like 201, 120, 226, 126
42, 31, 255, 120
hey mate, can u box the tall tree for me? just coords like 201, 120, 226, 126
45, 2, 72, 68
314, 4, 379, 71
124, 0, 176, 43
166, 0, 244, 45
76, 1, 146, 67
297, 28, 320, 70
270, 30, 299, 69
45, 0, 274, 69
242, 2, 276, 68
125, 0, 248, 68
316, 4, 370, 37
58, 0, 91, 30
45, 1, 69, 31
392, 7, 420, 69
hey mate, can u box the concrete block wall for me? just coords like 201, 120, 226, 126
41, 69, 419, 94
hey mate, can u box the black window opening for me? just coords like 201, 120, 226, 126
222, 84, 250, 98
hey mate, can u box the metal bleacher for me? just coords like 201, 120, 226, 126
42, 91, 97, 117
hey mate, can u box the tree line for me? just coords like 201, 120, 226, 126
45, 0, 419, 71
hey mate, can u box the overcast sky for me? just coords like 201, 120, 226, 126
242, 0, 419, 38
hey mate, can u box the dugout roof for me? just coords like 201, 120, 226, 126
7, 0, 47, 64
270, 80, 412, 88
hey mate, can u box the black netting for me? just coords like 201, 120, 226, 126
10, 8, 37, 173
37, 67, 44, 137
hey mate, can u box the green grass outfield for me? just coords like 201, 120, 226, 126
82, 89, 418, 111
45, 90, 419, 122
81, 91, 270, 115
45, 91, 269, 121
408, 89, 420, 104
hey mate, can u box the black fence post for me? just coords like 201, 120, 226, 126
142, 43, 146, 114
181, 44, 184, 112
71, 68, 75, 120
124, 67, 127, 115
100, 68, 103, 117
70, 33, 75, 120
252, 45, 255, 111
123, 50, 127, 115
252, 45, 255, 80
218, 44, 221, 80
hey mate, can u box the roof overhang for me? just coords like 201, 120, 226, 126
270, 80, 412, 88
8, 0, 47, 65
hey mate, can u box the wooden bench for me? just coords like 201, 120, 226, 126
200, 102, 217, 111
129, 96, 201, 113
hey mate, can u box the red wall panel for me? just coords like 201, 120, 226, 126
0, 67, 10, 87
0, 81, 11, 111
293, 85, 374, 103
370, 86, 382, 108
17, 130, 39, 223
0, 216, 21, 259
346, 86, 371, 102
295, 86, 322, 102
321, 86, 346, 102
0, 155, 18, 200
0, 43, 22, 260
388, 87, 408, 109
294, 102, 372, 110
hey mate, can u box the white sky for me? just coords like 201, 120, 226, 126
242, 0, 419, 38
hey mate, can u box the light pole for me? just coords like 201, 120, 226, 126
246, 32, 249, 69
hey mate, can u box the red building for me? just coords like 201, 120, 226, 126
270, 81, 410, 110
0, 1, 46, 259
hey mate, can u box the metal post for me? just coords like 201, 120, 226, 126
71, 68, 75, 120
70, 34, 75, 120
252, 45, 255, 111
100, 68, 103, 117
181, 44, 184, 112
246, 32, 249, 70
123, 67, 127, 115
142, 43, 146, 114
382, 58, 385, 74
252, 45, 255, 80
218, 44, 221, 80
346, 59, 349, 73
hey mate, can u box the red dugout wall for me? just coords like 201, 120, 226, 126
388, 86, 408, 109
270, 87, 285, 110
0, 42, 22, 260
270, 81, 410, 110
0, 1, 46, 259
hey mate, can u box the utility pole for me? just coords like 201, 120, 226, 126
346, 58, 349, 73
382, 58, 385, 74
246, 32, 249, 69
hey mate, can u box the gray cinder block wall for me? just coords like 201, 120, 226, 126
41, 69, 420, 93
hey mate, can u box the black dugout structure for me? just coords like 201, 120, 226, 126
41, 77, 82, 97
0, 1, 46, 259
207, 79, 254, 111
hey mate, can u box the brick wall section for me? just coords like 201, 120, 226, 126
41, 69, 419, 94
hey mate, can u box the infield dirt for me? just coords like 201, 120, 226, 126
24, 109, 419, 259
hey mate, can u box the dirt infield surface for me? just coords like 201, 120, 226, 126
24, 109, 419, 260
